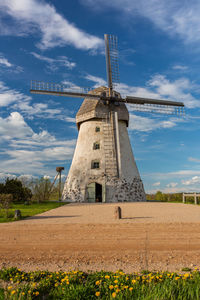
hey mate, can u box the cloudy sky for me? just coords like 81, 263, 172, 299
0, 0, 200, 193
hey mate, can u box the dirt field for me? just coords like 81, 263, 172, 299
1, 202, 200, 272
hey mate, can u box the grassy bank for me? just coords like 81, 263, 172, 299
0, 201, 66, 223
0, 268, 200, 299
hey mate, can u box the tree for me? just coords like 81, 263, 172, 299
2, 178, 32, 203
31, 177, 52, 203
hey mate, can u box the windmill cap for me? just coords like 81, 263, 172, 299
76, 86, 129, 129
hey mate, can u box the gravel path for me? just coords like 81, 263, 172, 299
13, 202, 200, 224
1, 202, 200, 273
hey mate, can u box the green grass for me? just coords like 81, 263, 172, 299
1, 268, 200, 299
0, 201, 67, 223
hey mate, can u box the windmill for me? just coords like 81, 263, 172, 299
30, 34, 184, 203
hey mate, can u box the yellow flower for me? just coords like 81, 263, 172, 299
132, 279, 136, 284
7, 286, 12, 290
112, 292, 117, 298
11, 290, 16, 295
109, 285, 114, 290
55, 283, 59, 287
105, 275, 110, 279
129, 287, 133, 291
114, 280, 118, 284
96, 280, 100, 285
35, 291, 39, 296
95, 291, 100, 296
124, 285, 128, 289
116, 288, 121, 293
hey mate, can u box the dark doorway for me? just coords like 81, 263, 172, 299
96, 183, 102, 202
86, 182, 102, 203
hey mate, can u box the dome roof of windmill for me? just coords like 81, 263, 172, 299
76, 86, 129, 129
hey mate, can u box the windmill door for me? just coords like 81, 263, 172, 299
86, 183, 102, 202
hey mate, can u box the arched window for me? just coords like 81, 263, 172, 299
93, 142, 100, 150
95, 126, 100, 132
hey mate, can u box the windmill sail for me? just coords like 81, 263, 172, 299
104, 34, 120, 95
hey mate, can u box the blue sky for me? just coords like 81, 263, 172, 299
0, 0, 200, 193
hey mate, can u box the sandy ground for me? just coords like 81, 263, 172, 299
1, 202, 200, 272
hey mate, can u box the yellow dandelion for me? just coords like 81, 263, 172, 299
96, 280, 100, 285
95, 291, 100, 297
129, 287, 133, 291
112, 292, 117, 298
11, 290, 16, 295
132, 279, 136, 284
116, 288, 121, 293
7, 286, 12, 290
105, 275, 110, 279
114, 279, 118, 284
109, 285, 114, 290
35, 291, 39, 296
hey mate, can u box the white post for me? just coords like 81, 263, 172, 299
194, 193, 197, 205
183, 193, 185, 203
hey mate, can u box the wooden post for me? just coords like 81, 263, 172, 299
114, 206, 122, 219
194, 193, 197, 205
183, 193, 185, 203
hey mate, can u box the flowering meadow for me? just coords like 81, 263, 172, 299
1, 267, 200, 299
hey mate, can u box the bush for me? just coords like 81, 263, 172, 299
0, 194, 13, 218
0, 178, 32, 203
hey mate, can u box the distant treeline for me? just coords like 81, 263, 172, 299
146, 191, 195, 202
0, 177, 63, 203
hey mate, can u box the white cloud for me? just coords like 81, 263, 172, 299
65, 117, 76, 123
0, 0, 103, 50
129, 114, 177, 132
85, 74, 107, 88
83, 0, 200, 45
0, 112, 76, 175
182, 176, 200, 186
0, 53, 23, 73
31, 52, 76, 70
153, 181, 160, 186
172, 65, 188, 71
0, 56, 12, 67
166, 182, 178, 188
0, 81, 69, 120
148, 75, 200, 108
16, 101, 63, 119
0, 112, 33, 140
0, 81, 31, 107
188, 157, 200, 163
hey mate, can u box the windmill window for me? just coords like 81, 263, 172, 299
91, 160, 100, 169
95, 127, 100, 132
93, 142, 100, 150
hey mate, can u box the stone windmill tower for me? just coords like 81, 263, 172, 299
30, 34, 184, 203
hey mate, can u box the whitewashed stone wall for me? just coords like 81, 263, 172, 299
62, 118, 146, 202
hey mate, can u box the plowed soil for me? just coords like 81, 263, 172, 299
1, 202, 200, 272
